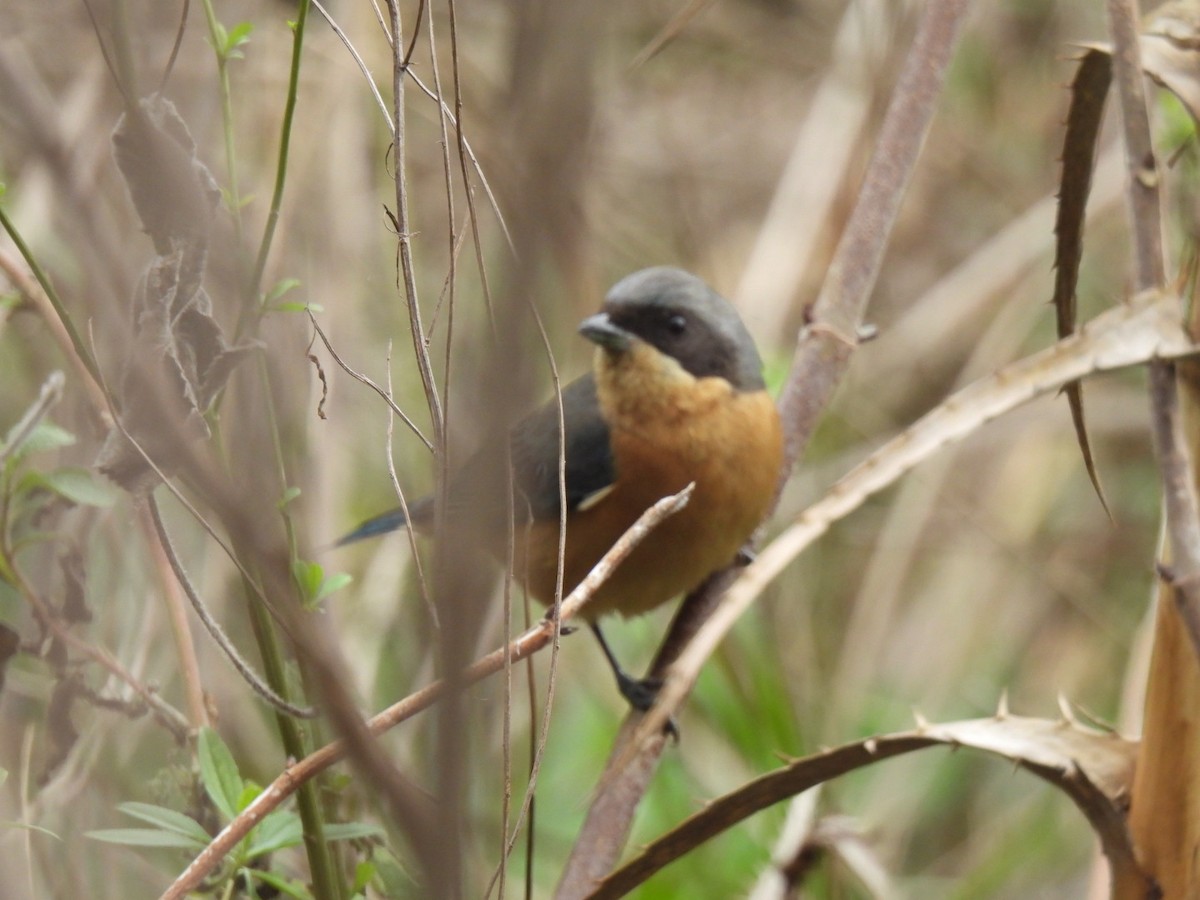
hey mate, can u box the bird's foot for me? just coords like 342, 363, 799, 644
615, 672, 680, 741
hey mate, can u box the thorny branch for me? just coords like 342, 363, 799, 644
1105, 0, 1200, 660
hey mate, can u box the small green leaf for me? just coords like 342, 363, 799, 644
34, 468, 118, 507
227, 21, 254, 50
86, 828, 206, 849
236, 783, 262, 813
268, 301, 324, 314
353, 860, 377, 893
264, 277, 302, 305
0, 820, 61, 840
116, 802, 211, 844
314, 572, 352, 604
197, 727, 243, 822
292, 560, 323, 603
277, 486, 302, 509
324, 821, 384, 842
3, 421, 75, 462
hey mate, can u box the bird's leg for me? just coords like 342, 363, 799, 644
588, 623, 679, 739
589, 622, 660, 710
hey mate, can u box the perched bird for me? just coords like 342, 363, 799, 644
341, 266, 783, 710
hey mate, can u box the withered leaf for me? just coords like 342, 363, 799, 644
98, 97, 258, 492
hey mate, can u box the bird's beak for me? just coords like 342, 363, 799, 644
579, 313, 633, 352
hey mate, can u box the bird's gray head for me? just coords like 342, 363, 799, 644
579, 266, 767, 392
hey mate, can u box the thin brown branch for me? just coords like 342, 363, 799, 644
145, 495, 315, 719
384, 0, 444, 450
7, 561, 191, 742
307, 312, 433, 451
137, 503, 208, 728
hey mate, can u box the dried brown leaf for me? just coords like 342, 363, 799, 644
1143, 1, 1200, 125
98, 98, 258, 492
590, 714, 1148, 898
1054, 49, 1113, 517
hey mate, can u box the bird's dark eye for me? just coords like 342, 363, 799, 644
667, 314, 687, 336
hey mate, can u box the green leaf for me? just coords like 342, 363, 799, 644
33, 468, 118, 507
277, 486, 302, 509
264, 277, 302, 305
197, 727, 243, 822
236, 783, 263, 813
353, 860, 377, 893
226, 21, 254, 55
245, 809, 303, 857
3, 422, 75, 463
86, 828, 206, 849
372, 849, 416, 896
116, 802, 211, 844
268, 301, 324, 314
314, 572, 352, 605
0, 820, 60, 840
324, 821, 384, 842
292, 560, 323, 604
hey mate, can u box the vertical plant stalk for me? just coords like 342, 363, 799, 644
197, 0, 245, 245
555, 1, 974, 894
245, 0, 311, 320
1105, 0, 1200, 896
384, 0, 444, 445
198, 0, 344, 894
382, 3, 468, 895
138, 504, 209, 728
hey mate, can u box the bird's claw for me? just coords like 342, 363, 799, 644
615, 673, 680, 741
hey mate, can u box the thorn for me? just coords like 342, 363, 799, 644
1057, 693, 1078, 725
996, 690, 1010, 718
912, 708, 930, 730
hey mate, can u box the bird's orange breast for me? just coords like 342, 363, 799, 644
519, 342, 782, 618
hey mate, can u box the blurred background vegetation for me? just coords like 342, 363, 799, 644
0, 0, 1165, 896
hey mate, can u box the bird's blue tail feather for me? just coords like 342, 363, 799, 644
337, 508, 409, 546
